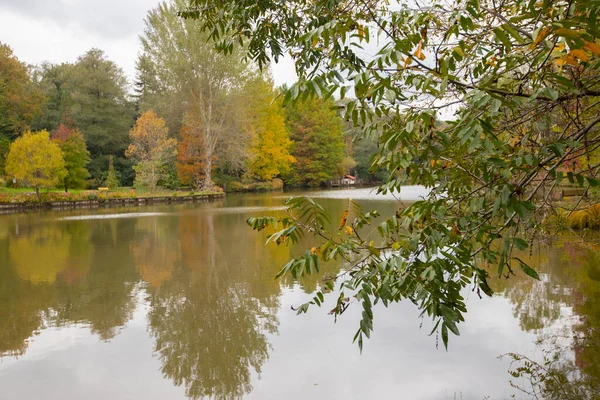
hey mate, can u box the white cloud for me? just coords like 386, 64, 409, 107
0, 0, 297, 89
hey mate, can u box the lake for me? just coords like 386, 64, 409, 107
0, 187, 598, 399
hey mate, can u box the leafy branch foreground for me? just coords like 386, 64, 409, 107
190, 0, 600, 348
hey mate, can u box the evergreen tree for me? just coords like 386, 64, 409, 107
284, 96, 345, 187
104, 155, 119, 189
32, 49, 135, 185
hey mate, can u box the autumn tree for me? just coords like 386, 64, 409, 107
137, 0, 252, 189
284, 95, 345, 187
5, 130, 66, 198
51, 123, 91, 192
244, 78, 295, 181
0, 43, 43, 138
176, 122, 206, 188
0, 137, 9, 176
126, 111, 177, 192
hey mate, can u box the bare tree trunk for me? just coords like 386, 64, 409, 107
151, 161, 156, 194
202, 139, 213, 190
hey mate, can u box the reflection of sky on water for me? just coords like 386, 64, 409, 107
277, 186, 430, 202
0, 189, 592, 400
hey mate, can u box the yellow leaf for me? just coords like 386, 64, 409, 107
311, 247, 318, 255
413, 40, 426, 61
554, 54, 579, 67
584, 41, 600, 56
403, 56, 412, 69
339, 209, 348, 229
530, 27, 550, 49
570, 49, 589, 62
344, 226, 354, 235
554, 28, 580, 38
551, 42, 565, 56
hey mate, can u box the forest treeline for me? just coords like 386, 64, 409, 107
0, 0, 385, 192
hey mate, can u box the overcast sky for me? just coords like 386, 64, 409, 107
0, 0, 297, 89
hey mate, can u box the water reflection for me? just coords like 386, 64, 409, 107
0, 203, 303, 399
491, 235, 600, 397
0, 194, 599, 399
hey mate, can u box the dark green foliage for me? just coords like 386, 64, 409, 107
33, 49, 135, 185
51, 125, 91, 191
284, 96, 345, 187
352, 136, 389, 183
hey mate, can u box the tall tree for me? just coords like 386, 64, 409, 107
126, 110, 177, 192
33, 50, 135, 185
137, 0, 252, 189
0, 43, 43, 139
244, 78, 295, 181
31, 62, 73, 132
51, 124, 91, 192
284, 95, 345, 187
5, 130, 66, 198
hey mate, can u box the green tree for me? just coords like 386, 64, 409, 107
5, 130, 66, 198
32, 50, 135, 185
0, 43, 43, 138
31, 62, 73, 132
126, 110, 177, 192
104, 155, 119, 189
244, 78, 295, 181
137, 0, 252, 189
284, 95, 345, 187
51, 123, 91, 192
188, 0, 600, 348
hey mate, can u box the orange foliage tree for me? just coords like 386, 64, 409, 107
125, 111, 177, 192
176, 124, 206, 188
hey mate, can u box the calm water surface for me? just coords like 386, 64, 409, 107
0, 187, 598, 399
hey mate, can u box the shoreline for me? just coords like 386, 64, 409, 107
0, 192, 226, 214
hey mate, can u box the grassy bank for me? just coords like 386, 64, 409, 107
0, 186, 223, 204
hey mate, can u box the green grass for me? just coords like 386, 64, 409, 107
0, 186, 221, 198
0, 187, 88, 195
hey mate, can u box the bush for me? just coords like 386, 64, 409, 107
0, 177, 5, 188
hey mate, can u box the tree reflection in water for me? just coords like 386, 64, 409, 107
144, 209, 281, 399
494, 234, 600, 399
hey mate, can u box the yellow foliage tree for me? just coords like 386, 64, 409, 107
126, 110, 177, 192
244, 79, 295, 181
5, 130, 66, 198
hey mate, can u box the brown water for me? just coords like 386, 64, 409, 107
0, 187, 598, 399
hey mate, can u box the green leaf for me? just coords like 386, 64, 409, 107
515, 258, 540, 280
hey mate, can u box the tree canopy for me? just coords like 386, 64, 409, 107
126, 110, 177, 192
0, 43, 43, 139
186, 0, 600, 348
5, 130, 66, 197
33, 49, 135, 185
284, 95, 345, 187
51, 124, 91, 192
137, 0, 254, 189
